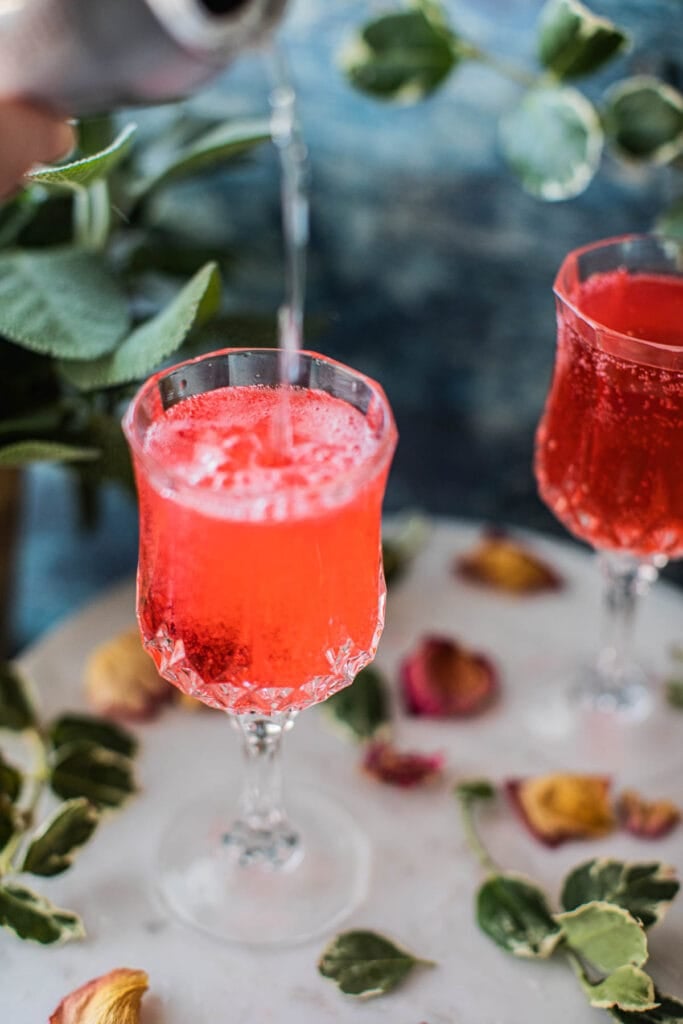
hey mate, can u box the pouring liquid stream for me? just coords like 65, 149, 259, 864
267, 46, 309, 459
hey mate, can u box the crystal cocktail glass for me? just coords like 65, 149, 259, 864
123, 348, 397, 945
535, 234, 683, 719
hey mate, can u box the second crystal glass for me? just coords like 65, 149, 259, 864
535, 234, 683, 718
123, 347, 397, 945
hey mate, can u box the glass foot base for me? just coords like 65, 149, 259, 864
157, 785, 370, 947
569, 663, 652, 720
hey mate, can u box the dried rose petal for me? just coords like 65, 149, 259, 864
618, 789, 681, 839
507, 774, 614, 847
84, 628, 172, 720
363, 741, 444, 788
50, 968, 148, 1024
455, 531, 562, 594
400, 635, 498, 717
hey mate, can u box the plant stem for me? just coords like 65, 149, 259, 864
73, 181, 111, 251
0, 728, 48, 877
457, 793, 499, 875
458, 41, 539, 89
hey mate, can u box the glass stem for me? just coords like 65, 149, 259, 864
595, 552, 659, 686
224, 711, 301, 869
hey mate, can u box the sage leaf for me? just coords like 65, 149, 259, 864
382, 514, 429, 586
604, 76, 683, 162
340, 10, 459, 103
28, 124, 137, 190
50, 741, 136, 808
0, 663, 36, 731
0, 752, 22, 802
323, 665, 391, 742
0, 441, 98, 467
21, 798, 99, 877
0, 248, 130, 359
537, 0, 629, 80
49, 714, 137, 759
455, 779, 497, 804
59, 261, 221, 391
561, 859, 680, 929
578, 964, 657, 1012
664, 678, 683, 708
318, 929, 433, 998
556, 901, 647, 973
499, 86, 603, 200
611, 991, 683, 1023
0, 798, 16, 852
476, 873, 562, 958
0, 883, 84, 944
136, 119, 270, 200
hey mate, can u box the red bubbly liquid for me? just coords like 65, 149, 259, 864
535, 269, 683, 556
134, 386, 392, 714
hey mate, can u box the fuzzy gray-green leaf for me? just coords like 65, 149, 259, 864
556, 901, 647, 973
59, 261, 221, 391
0, 883, 84, 944
341, 10, 459, 103
0, 663, 36, 731
0, 248, 130, 359
324, 665, 391, 742
477, 873, 562, 958
49, 714, 137, 758
561, 859, 680, 929
500, 86, 603, 200
50, 742, 136, 808
21, 798, 99, 877
318, 929, 433, 998
537, 0, 629, 80
604, 76, 683, 162
0, 441, 99, 467
28, 124, 137, 190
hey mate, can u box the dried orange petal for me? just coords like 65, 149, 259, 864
507, 774, 614, 846
363, 741, 444, 787
618, 789, 681, 839
84, 628, 172, 721
456, 531, 562, 594
401, 635, 498, 717
50, 967, 148, 1024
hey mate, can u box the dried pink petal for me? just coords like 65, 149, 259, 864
400, 635, 498, 718
618, 789, 681, 839
506, 774, 614, 847
363, 741, 444, 788
455, 531, 563, 594
50, 968, 148, 1024
84, 628, 173, 721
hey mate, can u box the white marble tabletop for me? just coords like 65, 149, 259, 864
3, 519, 683, 1022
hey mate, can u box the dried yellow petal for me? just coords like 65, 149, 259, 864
49, 967, 149, 1024
456, 532, 562, 594
84, 628, 172, 720
618, 788, 681, 839
507, 773, 614, 846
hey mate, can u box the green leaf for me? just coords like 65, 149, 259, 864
28, 124, 137, 190
59, 261, 221, 391
49, 714, 137, 758
21, 798, 99, 877
323, 665, 391, 742
0, 441, 98, 467
556, 901, 648, 973
611, 991, 683, 1023
604, 76, 683, 162
340, 10, 459, 103
664, 678, 683, 709
0, 663, 36, 731
50, 741, 136, 808
0, 248, 130, 359
0, 798, 17, 852
561, 859, 680, 930
476, 873, 562, 958
499, 86, 603, 200
455, 778, 497, 804
537, 0, 629, 80
382, 514, 429, 586
135, 119, 270, 200
0, 753, 22, 803
579, 965, 657, 1012
0, 883, 84, 944
318, 929, 434, 998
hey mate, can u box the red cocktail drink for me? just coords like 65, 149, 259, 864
534, 235, 683, 716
